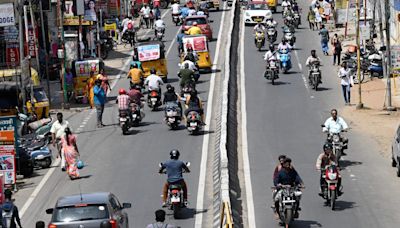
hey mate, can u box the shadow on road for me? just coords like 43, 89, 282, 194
333, 200, 357, 211
271, 81, 291, 85
316, 87, 332, 91
340, 160, 363, 169
167, 208, 207, 220
292, 220, 323, 228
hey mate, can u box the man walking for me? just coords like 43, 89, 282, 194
50, 112, 70, 171
94, 77, 106, 127
319, 25, 330, 55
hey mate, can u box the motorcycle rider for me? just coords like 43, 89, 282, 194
154, 16, 166, 38
253, 22, 266, 45
266, 17, 278, 28
171, 1, 181, 17
316, 143, 343, 197
50, 112, 70, 171
273, 157, 303, 218
127, 63, 144, 89
185, 90, 205, 125
264, 44, 279, 77
177, 29, 186, 56
163, 84, 183, 117
183, 46, 199, 63
323, 109, 349, 155
179, 63, 196, 88
146, 210, 175, 228
305, 50, 321, 84
186, 21, 202, 35
277, 39, 292, 68
144, 68, 164, 100
116, 88, 133, 120
159, 150, 190, 207
281, 0, 292, 16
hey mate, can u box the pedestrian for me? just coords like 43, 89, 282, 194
97, 69, 112, 94
154, 5, 161, 19
319, 24, 330, 55
1, 189, 22, 228
331, 34, 342, 65
93, 78, 106, 127
50, 112, 70, 171
86, 71, 96, 108
149, 6, 155, 29
140, 4, 151, 28
307, 6, 316, 30
177, 29, 186, 56
35, 221, 45, 228
65, 68, 74, 101
62, 127, 80, 180
145, 209, 175, 228
338, 62, 353, 105
314, 6, 322, 29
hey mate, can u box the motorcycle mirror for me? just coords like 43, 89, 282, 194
321, 124, 325, 128
159, 163, 163, 168
186, 162, 191, 167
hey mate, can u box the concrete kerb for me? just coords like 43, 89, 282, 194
213, 0, 237, 227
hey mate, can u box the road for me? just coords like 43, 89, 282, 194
239, 2, 400, 228
19, 5, 230, 227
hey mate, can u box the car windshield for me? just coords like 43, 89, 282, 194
53, 204, 109, 222
248, 3, 268, 10
186, 18, 207, 25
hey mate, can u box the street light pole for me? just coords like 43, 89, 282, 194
356, 0, 364, 109
384, 0, 396, 111
18, 0, 27, 113
39, 0, 51, 107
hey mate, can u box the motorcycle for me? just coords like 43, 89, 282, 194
118, 103, 143, 135
322, 125, 347, 164
17, 108, 53, 138
273, 185, 302, 228
159, 162, 190, 219
155, 27, 165, 41
255, 31, 265, 51
264, 59, 279, 84
293, 12, 301, 29
266, 27, 277, 44
164, 102, 182, 130
283, 29, 296, 46
279, 49, 292, 73
172, 13, 181, 26
19, 134, 52, 169
147, 90, 162, 111
284, 16, 295, 33
186, 111, 202, 135
180, 82, 196, 102
367, 53, 383, 78
320, 163, 340, 210
309, 61, 321, 90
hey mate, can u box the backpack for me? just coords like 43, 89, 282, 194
1, 202, 14, 228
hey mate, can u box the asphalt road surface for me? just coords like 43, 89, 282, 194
20, 5, 229, 228
239, 2, 400, 228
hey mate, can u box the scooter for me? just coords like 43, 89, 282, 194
164, 102, 182, 130
148, 90, 162, 111
267, 27, 277, 44
20, 134, 52, 169
155, 27, 165, 41
118, 103, 144, 135
279, 49, 292, 74
283, 30, 296, 46
172, 13, 181, 26
255, 31, 265, 51
186, 111, 202, 135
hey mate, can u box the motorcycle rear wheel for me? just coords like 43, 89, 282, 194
172, 204, 180, 219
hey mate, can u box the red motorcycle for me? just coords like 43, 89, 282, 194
321, 163, 340, 210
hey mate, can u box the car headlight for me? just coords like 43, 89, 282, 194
245, 12, 250, 17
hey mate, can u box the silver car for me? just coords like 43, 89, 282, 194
46, 192, 131, 228
392, 125, 400, 177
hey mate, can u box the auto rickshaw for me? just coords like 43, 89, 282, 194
25, 86, 50, 119
181, 35, 212, 72
73, 58, 104, 103
207, 0, 220, 11
134, 41, 168, 81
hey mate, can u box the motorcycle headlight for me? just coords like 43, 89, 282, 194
332, 135, 340, 142
328, 173, 337, 180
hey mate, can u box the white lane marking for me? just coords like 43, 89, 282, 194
194, 3, 227, 227
294, 50, 311, 94
19, 10, 171, 218
166, 29, 180, 57
239, 13, 257, 228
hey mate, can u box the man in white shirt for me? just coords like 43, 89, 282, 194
50, 112, 70, 170
140, 4, 151, 28
323, 109, 349, 155
337, 62, 353, 104
188, 8, 197, 16
171, 2, 181, 14
145, 68, 164, 92
154, 17, 166, 37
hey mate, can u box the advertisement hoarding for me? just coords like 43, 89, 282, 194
0, 3, 16, 27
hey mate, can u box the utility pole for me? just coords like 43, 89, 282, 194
57, 0, 69, 108
344, 0, 350, 38
18, 0, 27, 113
23, 4, 34, 104
377, 0, 388, 104
371, 0, 376, 39
39, 0, 51, 107
28, 0, 40, 75
384, 0, 396, 111
356, 0, 364, 109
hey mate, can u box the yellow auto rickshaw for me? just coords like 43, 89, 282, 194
181, 35, 212, 72
25, 85, 50, 119
73, 58, 104, 103
207, 0, 220, 11
134, 41, 168, 82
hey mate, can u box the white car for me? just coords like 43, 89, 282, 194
243, 1, 273, 25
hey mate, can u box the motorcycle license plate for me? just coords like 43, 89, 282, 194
119, 117, 127, 121
151, 98, 157, 102
190, 122, 197, 127
282, 200, 296, 203
171, 196, 180, 203
329, 185, 337, 190
169, 117, 175, 122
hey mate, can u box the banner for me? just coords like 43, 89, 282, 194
0, 3, 15, 27
183, 36, 208, 52
138, 44, 161, 62
0, 145, 16, 185
84, 0, 98, 21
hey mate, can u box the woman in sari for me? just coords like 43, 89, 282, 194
61, 127, 80, 180
97, 69, 111, 94
87, 71, 96, 108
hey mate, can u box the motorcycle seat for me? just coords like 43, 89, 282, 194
169, 184, 182, 190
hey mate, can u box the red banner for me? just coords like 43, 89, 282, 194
6, 47, 19, 67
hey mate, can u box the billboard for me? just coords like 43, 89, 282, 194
0, 3, 15, 27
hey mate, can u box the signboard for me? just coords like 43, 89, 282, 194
390, 45, 400, 69
74, 59, 102, 77
0, 116, 18, 186
84, 0, 98, 21
183, 36, 208, 52
27, 25, 38, 57
3, 26, 20, 66
138, 44, 161, 62
0, 3, 15, 27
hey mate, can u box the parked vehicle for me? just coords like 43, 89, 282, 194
46, 192, 131, 228
19, 135, 52, 169
16, 146, 34, 177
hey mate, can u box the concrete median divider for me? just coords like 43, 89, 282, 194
213, 0, 237, 227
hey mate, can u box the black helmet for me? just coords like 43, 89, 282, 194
323, 143, 333, 151
170, 149, 180, 159
269, 44, 275, 51
284, 157, 292, 164
278, 155, 286, 161
150, 68, 157, 74
166, 84, 174, 92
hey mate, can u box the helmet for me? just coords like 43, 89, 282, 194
278, 155, 286, 161
170, 149, 180, 159
119, 88, 127, 95
323, 143, 333, 151
193, 21, 198, 26
131, 62, 137, 68
283, 157, 292, 164
150, 68, 157, 74
166, 84, 174, 92
282, 38, 286, 43
269, 44, 274, 51
190, 89, 198, 97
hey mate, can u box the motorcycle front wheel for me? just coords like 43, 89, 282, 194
330, 190, 336, 210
